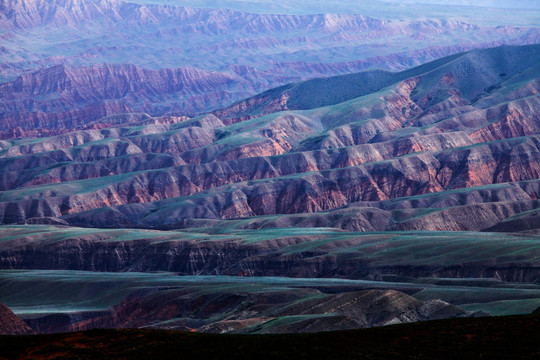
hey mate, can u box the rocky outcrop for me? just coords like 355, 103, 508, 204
0, 303, 34, 335
0, 64, 239, 132
1, 226, 539, 282
258, 290, 467, 333
2, 139, 538, 230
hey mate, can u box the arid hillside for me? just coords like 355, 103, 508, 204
0, 45, 538, 232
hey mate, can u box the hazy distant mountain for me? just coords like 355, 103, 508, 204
131, 0, 540, 14
386, 0, 540, 9
1, 0, 539, 120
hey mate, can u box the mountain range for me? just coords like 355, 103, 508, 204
0, 44, 538, 233
1, 0, 540, 342
1, 44, 540, 335
1, 0, 540, 127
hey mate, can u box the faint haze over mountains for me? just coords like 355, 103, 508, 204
388, 0, 540, 8
130, 0, 540, 22
133, 0, 540, 11
1, 0, 539, 124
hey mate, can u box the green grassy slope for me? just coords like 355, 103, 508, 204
249, 44, 540, 111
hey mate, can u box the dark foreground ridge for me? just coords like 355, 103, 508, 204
2, 311, 540, 360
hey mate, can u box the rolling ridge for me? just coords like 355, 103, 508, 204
0, 45, 538, 232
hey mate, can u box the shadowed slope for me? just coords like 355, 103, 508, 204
5, 268, 540, 335
215, 44, 540, 116
2, 227, 540, 283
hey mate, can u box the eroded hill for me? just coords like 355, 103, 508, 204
0, 45, 539, 232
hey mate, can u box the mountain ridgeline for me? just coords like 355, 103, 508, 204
2, 0, 540, 131
0, 44, 538, 233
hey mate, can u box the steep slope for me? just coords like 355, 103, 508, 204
216, 44, 540, 116
16, 285, 467, 334
3, 268, 526, 334
56, 290, 468, 334
0, 45, 538, 231
2, 0, 540, 343
0, 303, 34, 335
2, 226, 540, 282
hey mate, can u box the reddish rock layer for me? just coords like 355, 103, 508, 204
0, 45, 538, 231
0, 303, 34, 335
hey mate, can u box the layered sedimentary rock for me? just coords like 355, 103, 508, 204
0, 64, 239, 133
1, 226, 539, 282
0, 45, 538, 232
2, 1, 540, 340
30, 289, 465, 334
0, 266, 472, 335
